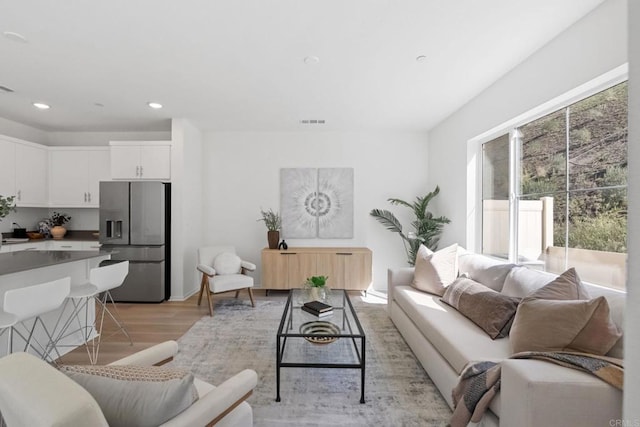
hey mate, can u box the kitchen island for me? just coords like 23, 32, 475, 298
0, 250, 111, 358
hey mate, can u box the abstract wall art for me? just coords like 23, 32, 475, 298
280, 168, 354, 238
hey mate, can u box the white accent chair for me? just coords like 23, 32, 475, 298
197, 246, 256, 316
0, 340, 258, 426
51, 261, 132, 364
2, 277, 71, 362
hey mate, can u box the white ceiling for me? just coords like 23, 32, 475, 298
0, 0, 604, 133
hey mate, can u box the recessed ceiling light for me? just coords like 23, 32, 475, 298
304, 56, 320, 65
416, 55, 427, 63
147, 102, 163, 109
33, 102, 50, 110
3, 31, 28, 43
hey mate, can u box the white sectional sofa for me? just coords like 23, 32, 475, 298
387, 251, 624, 427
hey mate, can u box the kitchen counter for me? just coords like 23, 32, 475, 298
0, 249, 111, 358
1, 230, 99, 245
0, 250, 110, 276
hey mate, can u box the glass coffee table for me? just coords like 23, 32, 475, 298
276, 289, 366, 403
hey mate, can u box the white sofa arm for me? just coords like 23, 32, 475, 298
501, 359, 622, 427
109, 341, 179, 366
387, 267, 415, 310
160, 369, 258, 427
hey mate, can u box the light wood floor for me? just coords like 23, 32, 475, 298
56, 289, 287, 365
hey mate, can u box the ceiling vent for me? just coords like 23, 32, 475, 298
0, 85, 14, 93
299, 119, 326, 125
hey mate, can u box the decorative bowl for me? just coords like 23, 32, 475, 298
299, 321, 340, 344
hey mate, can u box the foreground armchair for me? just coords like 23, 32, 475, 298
0, 341, 258, 427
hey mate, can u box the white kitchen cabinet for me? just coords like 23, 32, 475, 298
7, 241, 46, 252
0, 137, 48, 207
82, 241, 102, 251
48, 240, 84, 251
49, 148, 110, 207
0, 139, 16, 198
110, 141, 171, 180
15, 143, 48, 206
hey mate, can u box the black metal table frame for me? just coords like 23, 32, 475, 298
276, 289, 366, 403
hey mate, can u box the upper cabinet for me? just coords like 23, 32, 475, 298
49, 148, 110, 207
109, 141, 171, 180
0, 137, 48, 207
0, 139, 16, 198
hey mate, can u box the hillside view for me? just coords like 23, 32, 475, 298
519, 82, 628, 252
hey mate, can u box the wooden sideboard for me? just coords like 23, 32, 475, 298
261, 247, 372, 291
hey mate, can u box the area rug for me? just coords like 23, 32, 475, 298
169, 297, 452, 426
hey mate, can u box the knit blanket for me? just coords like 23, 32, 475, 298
450, 351, 624, 427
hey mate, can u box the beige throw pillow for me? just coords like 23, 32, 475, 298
60, 365, 198, 427
441, 277, 520, 339
412, 243, 458, 296
510, 296, 622, 355
527, 267, 590, 300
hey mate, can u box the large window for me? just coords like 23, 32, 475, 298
482, 82, 628, 289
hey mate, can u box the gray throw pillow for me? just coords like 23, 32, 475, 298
441, 277, 520, 339
59, 365, 198, 427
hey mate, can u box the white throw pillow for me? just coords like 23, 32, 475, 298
213, 252, 242, 275
411, 243, 459, 296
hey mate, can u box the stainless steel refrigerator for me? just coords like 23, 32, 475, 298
99, 181, 171, 302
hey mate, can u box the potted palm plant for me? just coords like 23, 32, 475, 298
258, 208, 282, 249
370, 186, 450, 266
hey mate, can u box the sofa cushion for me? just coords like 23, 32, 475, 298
510, 296, 621, 355
394, 285, 511, 373
411, 243, 458, 296
587, 285, 625, 359
458, 254, 515, 292
501, 266, 557, 298
527, 268, 590, 300
60, 365, 198, 427
441, 277, 520, 339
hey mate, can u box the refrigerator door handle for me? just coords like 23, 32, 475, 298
115, 220, 123, 238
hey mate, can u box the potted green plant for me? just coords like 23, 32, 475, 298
0, 195, 16, 247
370, 186, 450, 266
49, 211, 71, 240
258, 208, 282, 249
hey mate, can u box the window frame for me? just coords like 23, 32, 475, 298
468, 65, 628, 266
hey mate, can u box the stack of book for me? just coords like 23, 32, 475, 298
301, 300, 333, 317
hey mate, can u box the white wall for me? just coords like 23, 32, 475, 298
427, 0, 637, 420
624, 0, 639, 421
201, 131, 429, 292
0, 207, 48, 234
0, 117, 47, 145
427, 0, 627, 248
170, 119, 203, 300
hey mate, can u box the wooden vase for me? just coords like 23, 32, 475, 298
267, 230, 280, 249
50, 226, 67, 240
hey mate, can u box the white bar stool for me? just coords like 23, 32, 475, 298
0, 311, 18, 355
2, 277, 71, 362
52, 261, 132, 364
